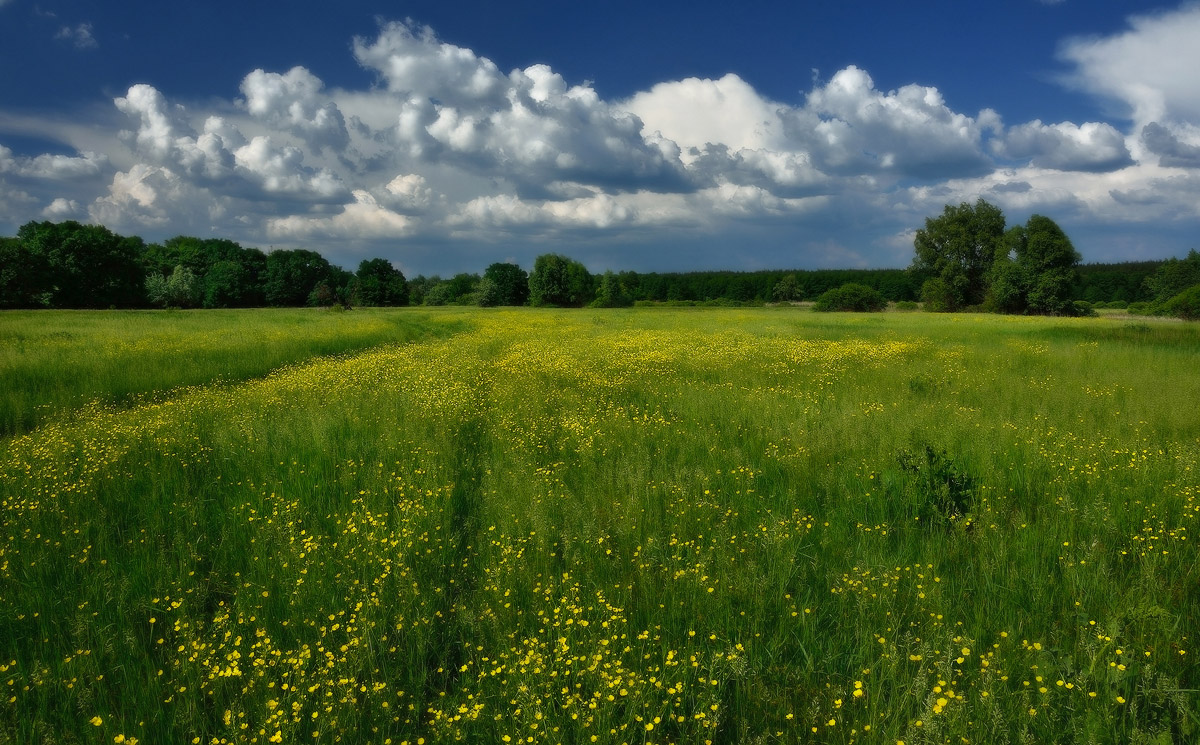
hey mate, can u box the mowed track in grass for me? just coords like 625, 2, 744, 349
0, 307, 1197, 744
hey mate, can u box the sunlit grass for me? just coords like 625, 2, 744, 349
0, 308, 466, 436
0, 307, 1196, 743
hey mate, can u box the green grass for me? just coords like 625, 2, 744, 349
0, 308, 467, 436
0, 307, 1197, 744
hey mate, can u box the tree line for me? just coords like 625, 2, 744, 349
907, 199, 1197, 317
0, 217, 1185, 311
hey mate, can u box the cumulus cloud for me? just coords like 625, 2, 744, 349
240, 67, 349, 152
90, 164, 223, 230
624, 73, 786, 155
1140, 122, 1200, 168
5, 13, 1200, 271
382, 173, 435, 212
233, 136, 347, 200
267, 189, 413, 241
42, 198, 83, 219
796, 66, 993, 179
354, 22, 507, 107
994, 120, 1133, 171
1060, 4, 1200, 125
0, 145, 107, 179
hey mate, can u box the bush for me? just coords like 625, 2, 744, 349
813, 283, 886, 312
894, 300, 919, 311
1127, 302, 1151, 315
1072, 300, 1097, 317
1163, 284, 1200, 320
1108, 300, 1128, 310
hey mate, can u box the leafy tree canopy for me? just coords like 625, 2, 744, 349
910, 199, 1005, 310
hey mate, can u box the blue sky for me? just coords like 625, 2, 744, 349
2, 0, 1199, 275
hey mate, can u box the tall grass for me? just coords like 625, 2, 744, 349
0, 308, 466, 436
0, 308, 1196, 744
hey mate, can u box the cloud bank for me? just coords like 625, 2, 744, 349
4, 8, 1200, 272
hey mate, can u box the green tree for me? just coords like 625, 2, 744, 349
592, 270, 632, 308
146, 265, 201, 308
529, 254, 592, 307
813, 282, 886, 312
987, 215, 1082, 315
203, 259, 256, 308
0, 237, 51, 309
483, 262, 530, 306
771, 274, 803, 302
910, 199, 1006, 310
1144, 249, 1200, 306
355, 258, 408, 306
17, 221, 146, 308
264, 249, 333, 306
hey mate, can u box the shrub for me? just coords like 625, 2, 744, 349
1163, 284, 1200, 320
1073, 300, 1097, 317
813, 283, 886, 312
894, 300, 919, 311
1108, 300, 1128, 310
1127, 302, 1151, 315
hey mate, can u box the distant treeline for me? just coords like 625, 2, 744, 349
0, 219, 1173, 310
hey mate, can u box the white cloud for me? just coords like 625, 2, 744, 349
4, 14, 1200, 271
1060, 4, 1200, 126
55, 22, 97, 50
267, 189, 413, 241
0, 145, 107, 179
41, 198, 83, 219
90, 164, 223, 230
233, 136, 346, 200
240, 67, 349, 152
382, 173, 435, 211
353, 22, 507, 107
796, 66, 992, 179
623, 73, 786, 155
994, 120, 1132, 171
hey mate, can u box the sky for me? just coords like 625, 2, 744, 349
2, 0, 1199, 276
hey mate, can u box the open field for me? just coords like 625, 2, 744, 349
1, 307, 1197, 744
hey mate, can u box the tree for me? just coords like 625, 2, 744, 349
17, 220, 146, 308
0, 237, 51, 308
592, 270, 632, 307
1144, 249, 1200, 306
813, 283, 886, 312
146, 265, 201, 308
910, 199, 1006, 310
203, 259, 257, 308
528, 254, 592, 307
771, 274, 803, 303
482, 262, 530, 306
987, 215, 1082, 315
355, 258, 408, 306
264, 249, 333, 306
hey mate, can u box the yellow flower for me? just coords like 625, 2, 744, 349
90, 716, 103, 727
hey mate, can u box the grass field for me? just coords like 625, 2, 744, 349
1, 307, 1197, 744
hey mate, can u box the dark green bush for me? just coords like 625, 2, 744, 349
813, 283, 886, 312
894, 300, 919, 311
1163, 284, 1200, 320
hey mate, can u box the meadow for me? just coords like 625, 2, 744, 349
0, 307, 1196, 744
